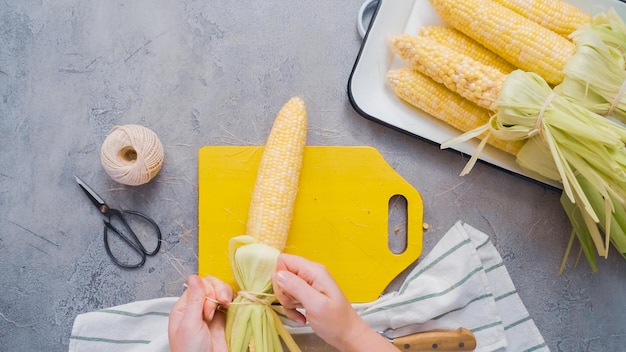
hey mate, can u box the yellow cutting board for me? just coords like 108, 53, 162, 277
198, 146, 423, 303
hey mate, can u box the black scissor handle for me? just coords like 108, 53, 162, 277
119, 210, 162, 256
103, 221, 146, 269
103, 209, 162, 269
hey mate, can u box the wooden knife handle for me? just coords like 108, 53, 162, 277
391, 328, 477, 351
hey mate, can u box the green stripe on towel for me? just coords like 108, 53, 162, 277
471, 320, 503, 333
524, 342, 548, 352
485, 261, 504, 273
399, 238, 471, 294
430, 293, 494, 321
475, 237, 490, 250
505, 315, 532, 330
495, 290, 517, 301
362, 266, 484, 316
69, 336, 151, 344
98, 309, 170, 317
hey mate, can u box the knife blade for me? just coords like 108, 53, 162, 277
287, 325, 476, 351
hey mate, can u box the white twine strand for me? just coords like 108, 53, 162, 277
533, 91, 556, 137
608, 79, 626, 116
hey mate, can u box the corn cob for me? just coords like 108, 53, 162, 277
418, 26, 517, 74
391, 34, 506, 112
387, 67, 525, 155
492, 0, 590, 37
429, 0, 576, 85
226, 97, 306, 352
247, 96, 307, 251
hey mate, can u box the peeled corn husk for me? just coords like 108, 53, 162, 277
557, 29, 626, 122
225, 235, 300, 352
494, 71, 626, 219
573, 8, 626, 57
443, 70, 626, 267
559, 174, 626, 273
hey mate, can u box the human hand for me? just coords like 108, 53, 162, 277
168, 275, 233, 352
272, 254, 395, 351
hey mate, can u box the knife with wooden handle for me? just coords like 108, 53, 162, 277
383, 328, 476, 351
287, 323, 476, 351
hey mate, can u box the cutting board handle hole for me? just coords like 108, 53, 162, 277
388, 194, 407, 254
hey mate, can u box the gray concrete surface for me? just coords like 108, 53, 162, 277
1, 1, 626, 351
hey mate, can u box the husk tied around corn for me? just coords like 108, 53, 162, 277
225, 97, 306, 352
395, 0, 626, 268
557, 11, 626, 123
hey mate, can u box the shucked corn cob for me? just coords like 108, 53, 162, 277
246, 96, 307, 251
418, 26, 517, 74
492, 0, 590, 37
429, 0, 576, 85
396, 1, 626, 269
392, 34, 506, 112
387, 67, 525, 156
226, 97, 306, 352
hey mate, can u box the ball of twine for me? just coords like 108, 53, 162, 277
100, 124, 164, 186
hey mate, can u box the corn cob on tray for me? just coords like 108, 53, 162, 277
348, 0, 626, 188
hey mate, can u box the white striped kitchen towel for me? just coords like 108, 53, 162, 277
69, 297, 175, 351
354, 221, 548, 352
68, 221, 547, 351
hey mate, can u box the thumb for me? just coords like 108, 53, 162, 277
275, 270, 324, 309
182, 275, 206, 322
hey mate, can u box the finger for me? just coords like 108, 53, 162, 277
283, 307, 307, 325
168, 287, 190, 335
199, 276, 234, 321
208, 310, 226, 336
277, 254, 340, 295
198, 276, 218, 321
203, 276, 234, 305
208, 311, 228, 351
179, 275, 207, 329
274, 270, 326, 311
273, 287, 302, 309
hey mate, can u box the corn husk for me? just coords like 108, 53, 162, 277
518, 134, 626, 249
559, 192, 598, 272
572, 8, 626, 57
556, 29, 626, 122
515, 136, 595, 271
515, 135, 561, 182
442, 70, 626, 265
225, 235, 300, 352
559, 173, 626, 273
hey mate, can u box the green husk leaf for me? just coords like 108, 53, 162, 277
560, 192, 598, 272
496, 71, 626, 221
225, 236, 301, 352
557, 29, 626, 122
558, 229, 578, 274
515, 135, 561, 182
442, 69, 626, 269
572, 8, 626, 57
578, 175, 626, 257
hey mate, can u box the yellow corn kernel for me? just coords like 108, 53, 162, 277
429, 0, 576, 85
492, 0, 590, 37
387, 67, 524, 156
391, 34, 506, 112
246, 97, 307, 251
419, 26, 517, 74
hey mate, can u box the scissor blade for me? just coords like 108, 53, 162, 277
74, 175, 108, 213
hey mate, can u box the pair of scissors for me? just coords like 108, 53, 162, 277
75, 175, 162, 269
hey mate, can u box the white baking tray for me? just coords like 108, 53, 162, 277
348, 0, 626, 188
